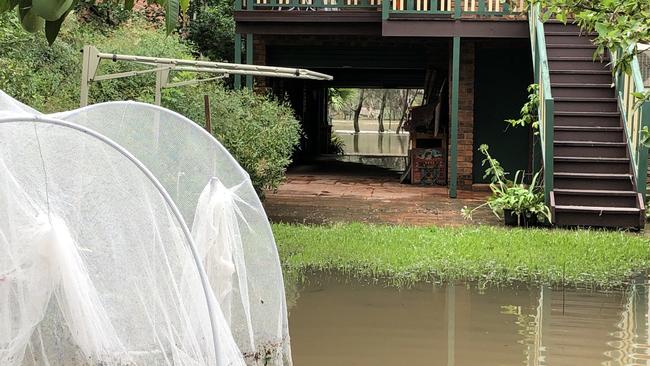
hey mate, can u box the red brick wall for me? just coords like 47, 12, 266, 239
449, 40, 475, 190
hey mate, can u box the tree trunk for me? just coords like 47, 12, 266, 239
396, 89, 410, 133
353, 89, 366, 133
377, 90, 388, 133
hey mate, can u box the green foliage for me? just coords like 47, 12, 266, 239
462, 144, 551, 223
209, 87, 301, 194
0, 13, 301, 194
168, 83, 301, 193
75, 0, 132, 28
328, 88, 356, 112
273, 222, 650, 288
186, 0, 234, 61
0, 0, 188, 43
328, 134, 345, 155
0, 12, 83, 111
505, 83, 539, 132
0, 14, 191, 111
525, 0, 649, 74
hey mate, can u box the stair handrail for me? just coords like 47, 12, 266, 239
613, 48, 650, 199
529, 3, 554, 204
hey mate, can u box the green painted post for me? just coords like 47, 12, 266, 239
234, 34, 242, 89
544, 98, 554, 203
430, 0, 437, 13
246, 33, 253, 89
449, 36, 460, 198
637, 102, 650, 199
453, 0, 461, 17
382, 0, 389, 20
235, 0, 242, 10
477, 0, 484, 14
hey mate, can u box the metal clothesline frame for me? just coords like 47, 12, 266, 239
80, 45, 333, 107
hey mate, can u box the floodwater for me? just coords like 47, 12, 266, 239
288, 275, 650, 366
335, 131, 409, 156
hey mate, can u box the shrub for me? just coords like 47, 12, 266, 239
0, 13, 301, 195
209, 87, 301, 194
185, 0, 235, 62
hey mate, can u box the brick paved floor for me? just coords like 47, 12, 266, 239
263, 160, 499, 226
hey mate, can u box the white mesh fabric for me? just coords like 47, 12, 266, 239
0, 91, 39, 116
58, 102, 292, 365
0, 114, 245, 366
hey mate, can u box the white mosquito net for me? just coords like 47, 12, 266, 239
55, 101, 292, 365
0, 93, 246, 366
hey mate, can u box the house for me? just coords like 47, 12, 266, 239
233, 0, 649, 229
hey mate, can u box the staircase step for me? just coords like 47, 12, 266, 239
549, 59, 609, 71
553, 204, 643, 228
554, 126, 623, 142
548, 57, 608, 62
551, 83, 614, 98
547, 44, 598, 57
553, 189, 639, 208
554, 97, 618, 113
554, 172, 633, 190
550, 70, 612, 84
554, 111, 620, 127
554, 140, 627, 158
546, 34, 595, 46
554, 156, 629, 173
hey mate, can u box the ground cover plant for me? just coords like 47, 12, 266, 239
273, 223, 650, 289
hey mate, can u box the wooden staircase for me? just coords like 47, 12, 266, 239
544, 22, 646, 229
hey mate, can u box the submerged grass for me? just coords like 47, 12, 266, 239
272, 223, 650, 288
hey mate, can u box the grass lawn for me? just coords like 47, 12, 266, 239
273, 223, 650, 288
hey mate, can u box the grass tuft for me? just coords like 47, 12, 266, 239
272, 223, 650, 289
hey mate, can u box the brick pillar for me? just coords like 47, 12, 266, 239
457, 40, 475, 190
252, 36, 268, 88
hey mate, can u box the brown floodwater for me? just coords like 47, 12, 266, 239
336, 132, 409, 156
288, 275, 650, 366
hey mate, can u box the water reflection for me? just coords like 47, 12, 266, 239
288, 275, 650, 366
336, 131, 409, 156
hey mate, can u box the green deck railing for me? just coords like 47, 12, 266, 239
243, 0, 525, 16
529, 4, 554, 204
614, 50, 650, 198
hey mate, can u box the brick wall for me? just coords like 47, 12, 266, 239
455, 40, 475, 190
252, 36, 267, 87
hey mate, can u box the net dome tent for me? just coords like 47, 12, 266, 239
57, 101, 292, 365
0, 92, 245, 366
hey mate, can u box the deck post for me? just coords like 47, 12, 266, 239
246, 34, 254, 89
234, 34, 242, 89
449, 36, 460, 198
637, 102, 650, 200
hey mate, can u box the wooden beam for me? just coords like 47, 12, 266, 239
449, 36, 460, 198
382, 18, 529, 38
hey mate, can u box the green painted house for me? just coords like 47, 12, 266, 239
232, 1, 650, 229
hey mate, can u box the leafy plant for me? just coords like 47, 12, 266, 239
0, 0, 188, 44
462, 144, 551, 224
328, 134, 345, 155
185, 0, 234, 61
505, 83, 539, 132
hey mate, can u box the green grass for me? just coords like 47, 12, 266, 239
272, 223, 650, 288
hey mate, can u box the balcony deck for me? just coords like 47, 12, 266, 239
235, 0, 529, 37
